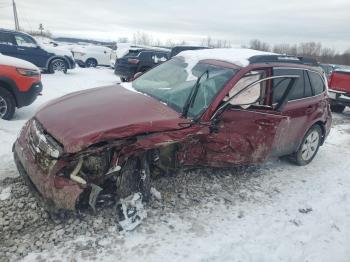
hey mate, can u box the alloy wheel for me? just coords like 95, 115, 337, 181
301, 130, 320, 161
0, 95, 8, 118
86, 60, 97, 67
52, 60, 66, 72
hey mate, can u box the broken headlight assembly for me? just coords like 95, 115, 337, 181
28, 119, 63, 159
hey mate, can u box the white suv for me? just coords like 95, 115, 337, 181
71, 45, 114, 67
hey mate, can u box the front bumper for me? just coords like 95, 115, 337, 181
16, 82, 43, 108
13, 122, 83, 210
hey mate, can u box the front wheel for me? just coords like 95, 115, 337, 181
0, 88, 16, 120
85, 58, 97, 68
291, 125, 322, 166
330, 104, 345, 113
49, 59, 67, 73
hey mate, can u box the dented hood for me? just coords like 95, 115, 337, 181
35, 85, 184, 153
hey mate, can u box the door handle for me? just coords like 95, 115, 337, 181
255, 119, 275, 126
17, 47, 25, 51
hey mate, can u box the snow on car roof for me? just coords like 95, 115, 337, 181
0, 54, 38, 70
177, 48, 276, 67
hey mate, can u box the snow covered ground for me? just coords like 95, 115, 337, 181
0, 67, 350, 262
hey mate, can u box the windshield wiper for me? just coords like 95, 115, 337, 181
182, 70, 209, 118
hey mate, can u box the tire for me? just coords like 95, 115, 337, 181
330, 104, 345, 113
49, 59, 68, 74
0, 87, 16, 120
85, 58, 97, 68
116, 154, 152, 202
291, 125, 322, 166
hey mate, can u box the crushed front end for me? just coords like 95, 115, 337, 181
13, 119, 84, 211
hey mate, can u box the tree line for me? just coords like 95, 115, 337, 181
247, 39, 350, 66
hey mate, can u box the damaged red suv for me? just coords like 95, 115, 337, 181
13, 49, 332, 213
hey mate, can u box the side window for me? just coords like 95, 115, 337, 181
153, 52, 168, 63
225, 70, 267, 108
273, 68, 305, 102
308, 71, 325, 95
139, 51, 152, 61
0, 33, 15, 45
14, 34, 36, 47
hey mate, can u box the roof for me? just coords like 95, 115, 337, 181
177, 48, 320, 68
177, 48, 276, 67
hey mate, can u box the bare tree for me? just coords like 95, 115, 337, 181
133, 31, 153, 46
249, 39, 271, 51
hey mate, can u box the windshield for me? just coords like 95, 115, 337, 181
133, 57, 237, 118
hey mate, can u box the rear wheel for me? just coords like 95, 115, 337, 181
291, 125, 322, 166
85, 58, 97, 68
49, 59, 67, 73
0, 87, 16, 120
330, 104, 345, 113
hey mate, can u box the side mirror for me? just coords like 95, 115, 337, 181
133, 72, 143, 80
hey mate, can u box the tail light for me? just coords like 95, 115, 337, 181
128, 58, 140, 64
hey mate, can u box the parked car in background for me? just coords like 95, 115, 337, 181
114, 48, 170, 82
0, 54, 42, 120
14, 49, 331, 213
328, 69, 350, 112
0, 29, 75, 73
71, 45, 114, 67
320, 64, 339, 79
170, 45, 208, 57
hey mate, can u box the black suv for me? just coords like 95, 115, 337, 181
0, 29, 75, 73
114, 48, 170, 82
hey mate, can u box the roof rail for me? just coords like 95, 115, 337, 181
249, 55, 319, 66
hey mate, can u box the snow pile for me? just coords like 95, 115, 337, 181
0, 186, 11, 201
177, 48, 276, 67
0, 54, 39, 70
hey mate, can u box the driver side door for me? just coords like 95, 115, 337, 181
184, 69, 296, 167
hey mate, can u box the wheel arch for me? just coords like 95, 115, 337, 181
85, 57, 98, 64
0, 78, 18, 107
47, 55, 69, 68
297, 120, 326, 151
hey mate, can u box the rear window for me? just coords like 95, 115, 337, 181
123, 50, 141, 58
308, 71, 325, 95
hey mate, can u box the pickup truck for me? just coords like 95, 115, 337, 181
328, 70, 350, 112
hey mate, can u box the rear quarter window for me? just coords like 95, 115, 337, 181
308, 71, 325, 95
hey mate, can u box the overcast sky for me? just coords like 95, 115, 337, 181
1, 0, 349, 51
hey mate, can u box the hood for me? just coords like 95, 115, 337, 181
39, 43, 73, 58
0, 54, 38, 70
35, 85, 184, 153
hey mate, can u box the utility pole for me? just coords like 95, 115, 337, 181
39, 24, 44, 36
12, 0, 20, 31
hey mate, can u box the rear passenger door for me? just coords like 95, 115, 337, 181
271, 67, 321, 156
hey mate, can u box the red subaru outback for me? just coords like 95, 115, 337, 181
0, 54, 42, 120
13, 49, 332, 213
